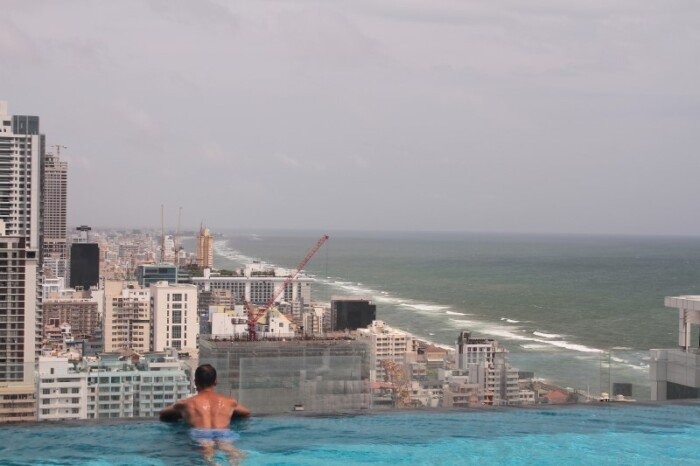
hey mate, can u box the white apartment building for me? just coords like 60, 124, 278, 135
357, 320, 410, 382
151, 282, 198, 352
456, 331, 520, 406
37, 357, 88, 420
192, 263, 313, 307
36, 353, 192, 421
650, 295, 700, 401
103, 280, 151, 353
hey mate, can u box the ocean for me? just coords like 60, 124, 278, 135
206, 230, 700, 399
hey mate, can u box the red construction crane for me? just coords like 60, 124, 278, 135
246, 234, 329, 340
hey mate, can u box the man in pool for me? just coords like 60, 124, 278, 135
160, 364, 251, 464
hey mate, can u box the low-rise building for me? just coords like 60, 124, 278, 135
456, 331, 520, 406
43, 291, 100, 341
357, 320, 410, 382
36, 353, 193, 421
37, 357, 88, 421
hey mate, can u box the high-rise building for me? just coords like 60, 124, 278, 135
69, 243, 99, 290
0, 101, 44, 422
0, 232, 39, 422
151, 281, 198, 352
42, 151, 68, 276
196, 225, 214, 269
0, 102, 43, 249
103, 280, 151, 353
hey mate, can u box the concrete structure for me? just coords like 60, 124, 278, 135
192, 263, 312, 307
42, 291, 100, 341
456, 331, 520, 406
330, 297, 376, 331
69, 242, 99, 290
650, 295, 700, 400
0, 102, 43, 422
42, 151, 68, 276
199, 337, 371, 414
151, 281, 198, 352
357, 321, 411, 382
103, 281, 151, 353
211, 309, 248, 337
196, 225, 214, 269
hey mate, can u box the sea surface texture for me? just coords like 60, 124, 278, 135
210, 231, 700, 397
1, 404, 699, 465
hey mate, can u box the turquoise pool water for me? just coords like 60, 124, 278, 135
1, 404, 699, 465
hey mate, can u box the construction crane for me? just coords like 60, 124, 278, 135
246, 234, 329, 340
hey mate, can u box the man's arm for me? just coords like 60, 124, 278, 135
231, 400, 251, 419
160, 401, 185, 422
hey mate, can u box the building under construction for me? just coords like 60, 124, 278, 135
199, 336, 371, 414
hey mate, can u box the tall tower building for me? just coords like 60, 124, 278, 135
0, 101, 43, 422
196, 225, 213, 269
42, 150, 68, 278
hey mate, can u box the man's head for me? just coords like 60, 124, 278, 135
194, 364, 217, 390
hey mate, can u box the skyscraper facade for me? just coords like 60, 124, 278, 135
42, 150, 68, 277
0, 101, 43, 422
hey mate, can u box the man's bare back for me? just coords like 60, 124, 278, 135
162, 388, 251, 429
160, 364, 250, 464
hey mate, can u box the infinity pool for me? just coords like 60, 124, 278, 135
1, 404, 699, 465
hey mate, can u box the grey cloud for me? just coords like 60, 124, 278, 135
1, 0, 699, 235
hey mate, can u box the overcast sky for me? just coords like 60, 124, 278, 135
1, 0, 699, 235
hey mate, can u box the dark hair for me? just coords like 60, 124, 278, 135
195, 364, 217, 389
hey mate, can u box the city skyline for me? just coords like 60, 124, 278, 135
1, 1, 699, 236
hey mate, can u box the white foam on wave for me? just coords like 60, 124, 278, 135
533, 331, 563, 339
520, 343, 551, 350
214, 240, 257, 264
544, 340, 602, 353
449, 318, 480, 326
399, 303, 450, 312
445, 310, 470, 316
500, 317, 520, 323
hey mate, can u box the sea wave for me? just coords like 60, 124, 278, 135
445, 310, 470, 316
399, 303, 450, 312
500, 317, 520, 323
533, 331, 563, 339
